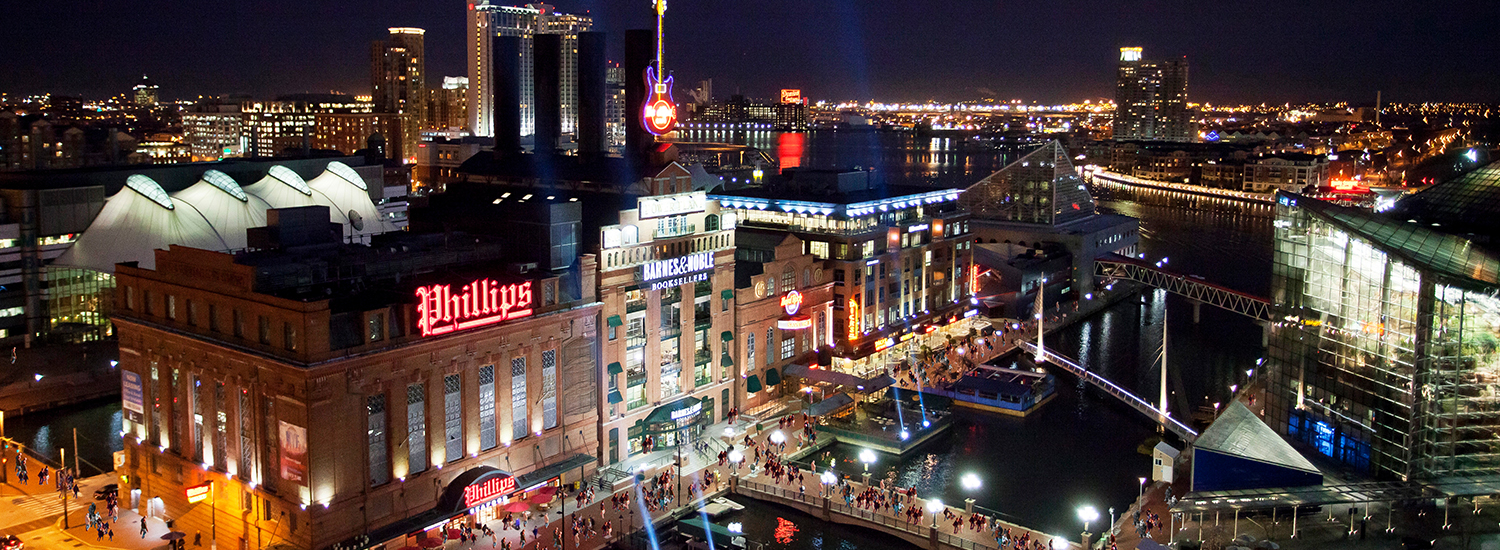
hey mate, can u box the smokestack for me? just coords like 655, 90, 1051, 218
533, 33, 562, 156
493, 35, 521, 158
576, 31, 606, 157
625, 29, 652, 164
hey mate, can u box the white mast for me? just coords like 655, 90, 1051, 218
1033, 278, 1045, 364
1160, 307, 1170, 423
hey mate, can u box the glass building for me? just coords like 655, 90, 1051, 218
1266, 161, 1500, 480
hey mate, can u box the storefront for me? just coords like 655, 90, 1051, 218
628, 396, 707, 454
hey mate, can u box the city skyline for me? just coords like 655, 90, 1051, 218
4, 0, 1498, 104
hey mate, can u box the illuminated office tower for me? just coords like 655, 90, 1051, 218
1113, 47, 1193, 142
372, 27, 427, 160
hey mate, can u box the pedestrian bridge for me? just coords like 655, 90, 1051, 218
731, 477, 1080, 550
1095, 254, 1272, 322
1021, 341, 1200, 442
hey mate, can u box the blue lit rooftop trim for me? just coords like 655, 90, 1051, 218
201, 170, 249, 202
268, 165, 313, 196
125, 174, 174, 210
326, 161, 368, 190
710, 188, 961, 218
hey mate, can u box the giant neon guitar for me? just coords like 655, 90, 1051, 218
643, 0, 677, 135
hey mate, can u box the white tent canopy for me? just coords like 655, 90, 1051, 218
55, 163, 391, 272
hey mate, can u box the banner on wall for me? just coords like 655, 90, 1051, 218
279, 421, 308, 483
121, 370, 144, 415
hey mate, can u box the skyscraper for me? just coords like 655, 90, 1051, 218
1113, 48, 1193, 142
467, 2, 591, 140
372, 27, 426, 159
132, 75, 159, 107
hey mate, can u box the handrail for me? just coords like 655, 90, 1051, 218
1021, 342, 1198, 441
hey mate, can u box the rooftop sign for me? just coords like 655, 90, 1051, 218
417, 279, 533, 337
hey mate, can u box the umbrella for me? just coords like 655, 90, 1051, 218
418, 538, 443, 548
161, 532, 186, 541
447, 529, 464, 539
398, 546, 421, 550
531, 487, 558, 500
503, 501, 532, 513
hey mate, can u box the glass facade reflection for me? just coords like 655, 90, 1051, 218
1267, 192, 1500, 479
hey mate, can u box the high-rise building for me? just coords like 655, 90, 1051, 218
132, 75, 159, 107
467, 2, 591, 139
606, 64, 626, 149
241, 101, 316, 157
427, 76, 470, 132
1113, 47, 1193, 142
372, 27, 427, 160
183, 101, 244, 161
1265, 161, 1500, 479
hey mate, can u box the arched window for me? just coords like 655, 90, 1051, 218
705, 214, 720, 231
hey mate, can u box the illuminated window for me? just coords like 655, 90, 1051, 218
407, 383, 427, 473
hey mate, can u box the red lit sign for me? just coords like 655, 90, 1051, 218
185, 482, 212, 504
416, 279, 533, 337
643, 67, 678, 135
780, 89, 802, 104
463, 474, 518, 508
780, 290, 803, 315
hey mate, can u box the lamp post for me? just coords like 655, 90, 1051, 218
1078, 505, 1099, 550
820, 471, 836, 498
859, 449, 876, 486
61, 448, 69, 529
728, 449, 743, 474
961, 473, 981, 514
926, 499, 944, 529
1138, 477, 1147, 500
769, 430, 786, 450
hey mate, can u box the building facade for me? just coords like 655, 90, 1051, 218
467, 2, 591, 138
116, 216, 601, 550
731, 230, 836, 410
1113, 47, 1193, 143
596, 189, 738, 465
183, 103, 245, 161
428, 76, 470, 133
371, 28, 427, 162
1243, 153, 1330, 193
1266, 169, 1500, 479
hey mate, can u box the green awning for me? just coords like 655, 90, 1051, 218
765, 368, 781, 386
720, 354, 734, 367
607, 362, 623, 375
644, 396, 704, 424
745, 375, 763, 393
606, 315, 623, 327
721, 330, 734, 342
607, 389, 623, 404
720, 289, 734, 301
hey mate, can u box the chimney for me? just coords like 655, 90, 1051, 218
492, 35, 522, 159
625, 29, 652, 164
576, 31, 607, 157
533, 33, 562, 156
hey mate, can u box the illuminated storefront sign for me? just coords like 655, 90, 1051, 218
780, 291, 803, 315
416, 279, 534, 337
643, 68, 678, 135
780, 89, 802, 104
907, 224, 929, 233
639, 192, 706, 219
970, 265, 980, 294
777, 316, 812, 330
185, 482, 212, 504
847, 298, 860, 342
874, 337, 895, 351
642, 252, 714, 282
671, 402, 704, 421
463, 474, 519, 508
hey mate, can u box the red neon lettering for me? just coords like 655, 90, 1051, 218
417, 279, 534, 337
463, 475, 518, 508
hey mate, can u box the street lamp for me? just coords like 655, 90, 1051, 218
961, 473, 981, 513
1078, 506, 1099, 550
1139, 477, 1147, 500
820, 470, 836, 497
769, 430, 786, 446
926, 498, 944, 528
1050, 536, 1069, 550
728, 449, 743, 473
859, 449, 876, 486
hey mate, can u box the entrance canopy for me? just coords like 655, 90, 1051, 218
645, 396, 703, 424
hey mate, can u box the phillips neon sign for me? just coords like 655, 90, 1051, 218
463, 474, 519, 508
416, 279, 534, 337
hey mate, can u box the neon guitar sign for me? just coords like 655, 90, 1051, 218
643, 0, 678, 135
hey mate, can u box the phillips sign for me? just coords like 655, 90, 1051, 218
416, 279, 534, 337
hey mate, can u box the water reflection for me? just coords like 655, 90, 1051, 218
7, 398, 124, 475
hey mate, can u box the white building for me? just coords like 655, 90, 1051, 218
467, 2, 591, 139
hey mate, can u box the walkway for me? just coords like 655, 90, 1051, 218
1021, 341, 1199, 441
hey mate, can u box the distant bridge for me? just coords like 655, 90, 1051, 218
1095, 254, 1273, 322
1021, 341, 1200, 442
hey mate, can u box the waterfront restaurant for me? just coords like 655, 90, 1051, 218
114, 209, 600, 550
712, 177, 982, 409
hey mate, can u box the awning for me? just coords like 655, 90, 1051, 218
606, 315, 623, 327
607, 362, 623, 375
514, 453, 594, 491
808, 392, 855, 416
607, 389, 623, 404
720, 289, 734, 301
745, 375, 763, 393
765, 368, 781, 386
677, 520, 737, 548
720, 354, 734, 367
783, 364, 895, 393
644, 396, 703, 424
720, 330, 734, 342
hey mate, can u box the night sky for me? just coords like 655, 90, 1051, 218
5, 0, 1499, 104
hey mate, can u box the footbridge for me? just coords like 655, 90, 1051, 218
1021, 341, 1199, 442
1095, 254, 1272, 322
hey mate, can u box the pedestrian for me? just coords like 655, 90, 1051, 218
141, 518, 149, 539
